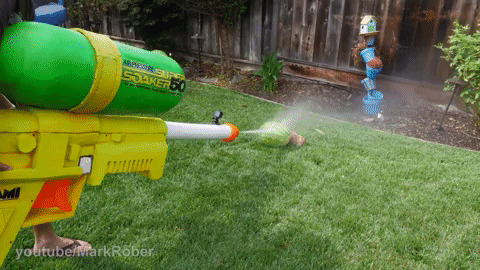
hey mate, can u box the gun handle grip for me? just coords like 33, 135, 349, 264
0, 181, 44, 265
32, 179, 73, 212
23, 176, 87, 227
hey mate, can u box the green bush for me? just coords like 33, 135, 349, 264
256, 51, 284, 92
436, 21, 480, 116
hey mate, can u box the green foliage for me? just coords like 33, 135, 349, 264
175, 0, 247, 27
64, 0, 185, 49
118, 0, 185, 49
436, 21, 480, 116
64, 0, 118, 29
256, 51, 284, 92
220, 1, 247, 27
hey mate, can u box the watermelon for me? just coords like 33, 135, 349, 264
258, 121, 292, 146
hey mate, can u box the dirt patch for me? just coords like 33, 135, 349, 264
184, 62, 480, 151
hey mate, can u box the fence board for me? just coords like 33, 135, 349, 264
187, 15, 199, 52
250, 0, 263, 62
262, 0, 275, 54
324, 0, 346, 66
362, 0, 377, 14
374, 0, 405, 74
289, 0, 318, 61
240, 9, 251, 59
201, 16, 212, 54
426, 0, 454, 80
270, 0, 281, 55
233, 17, 242, 59
336, 0, 361, 68
472, 1, 480, 32
290, 0, 306, 60
313, 0, 331, 62
278, 0, 295, 58
301, 0, 318, 61
393, 0, 418, 77
458, 0, 476, 25
289, 0, 320, 61
211, 17, 220, 55
422, 0, 447, 81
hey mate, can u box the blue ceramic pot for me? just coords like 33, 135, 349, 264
360, 47, 375, 63
361, 78, 376, 91
366, 66, 382, 80
363, 90, 383, 115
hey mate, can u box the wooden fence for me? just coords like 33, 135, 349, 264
174, 0, 480, 84
65, 7, 136, 41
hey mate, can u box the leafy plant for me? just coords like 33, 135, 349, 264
256, 51, 284, 92
436, 21, 480, 116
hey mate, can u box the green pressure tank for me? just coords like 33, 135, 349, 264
0, 22, 185, 114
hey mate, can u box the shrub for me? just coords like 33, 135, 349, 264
256, 51, 284, 92
436, 21, 480, 116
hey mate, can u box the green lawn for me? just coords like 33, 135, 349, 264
3, 81, 480, 269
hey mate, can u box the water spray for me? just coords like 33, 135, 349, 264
242, 129, 266, 135
246, 104, 315, 147
243, 121, 306, 147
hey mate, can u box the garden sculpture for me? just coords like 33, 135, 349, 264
353, 15, 384, 117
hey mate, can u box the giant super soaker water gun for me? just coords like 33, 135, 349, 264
0, 22, 239, 265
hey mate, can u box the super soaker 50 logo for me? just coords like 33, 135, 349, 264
121, 60, 186, 94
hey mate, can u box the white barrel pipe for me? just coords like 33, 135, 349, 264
165, 121, 236, 140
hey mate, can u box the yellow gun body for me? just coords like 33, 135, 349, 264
0, 109, 168, 265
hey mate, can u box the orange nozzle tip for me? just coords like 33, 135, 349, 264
222, 123, 240, 142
